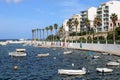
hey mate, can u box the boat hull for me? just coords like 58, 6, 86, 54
37, 53, 49, 57
63, 51, 72, 54
96, 68, 113, 73
9, 52, 27, 57
58, 69, 86, 75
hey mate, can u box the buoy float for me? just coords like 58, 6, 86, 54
53, 57, 56, 60
72, 63, 74, 67
14, 66, 18, 70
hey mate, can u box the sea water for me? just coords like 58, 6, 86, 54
0, 44, 120, 80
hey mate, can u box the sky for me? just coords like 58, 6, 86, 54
0, 0, 109, 39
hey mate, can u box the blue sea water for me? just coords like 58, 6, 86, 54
0, 44, 120, 80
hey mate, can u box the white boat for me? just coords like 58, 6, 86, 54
37, 53, 49, 57
9, 49, 26, 57
63, 51, 72, 54
117, 59, 120, 62
107, 62, 120, 66
0, 42, 7, 46
92, 56, 100, 59
16, 49, 26, 52
58, 67, 86, 75
102, 52, 109, 55
96, 68, 113, 73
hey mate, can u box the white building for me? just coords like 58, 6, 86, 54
97, 0, 120, 32
70, 14, 81, 32
62, 19, 69, 32
62, 14, 81, 33
81, 7, 97, 31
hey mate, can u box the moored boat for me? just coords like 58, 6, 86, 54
63, 51, 72, 54
96, 68, 113, 73
107, 61, 120, 66
9, 49, 26, 57
36, 53, 49, 57
58, 67, 86, 75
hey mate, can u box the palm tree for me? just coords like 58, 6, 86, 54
42, 29, 44, 40
39, 29, 41, 40
67, 19, 72, 42
36, 28, 39, 40
32, 29, 34, 40
110, 13, 118, 44
45, 27, 49, 41
49, 25, 53, 41
59, 26, 65, 41
73, 18, 79, 43
54, 24, 58, 41
94, 16, 102, 43
84, 18, 90, 43
34, 29, 37, 40
58, 26, 65, 46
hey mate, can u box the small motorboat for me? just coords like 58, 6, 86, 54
9, 49, 26, 57
107, 62, 120, 66
92, 56, 100, 59
63, 51, 72, 54
117, 59, 120, 62
36, 53, 49, 57
58, 67, 86, 75
96, 68, 113, 73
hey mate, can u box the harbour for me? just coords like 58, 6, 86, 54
0, 43, 120, 80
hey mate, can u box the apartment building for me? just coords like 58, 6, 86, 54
70, 14, 81, 32
97, 0, 120, 32
62, 14, 81, 33
63, 19, 69, 32
81, 7, 97, 31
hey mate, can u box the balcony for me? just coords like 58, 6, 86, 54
104, 6, 109, 10
104, 10, 109, 13
103, 14, 109, 17
104, 26, 108, 31
103, 18, 109, 22
104, 22, 109, 26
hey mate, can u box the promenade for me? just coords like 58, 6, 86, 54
34, 41, 120, 56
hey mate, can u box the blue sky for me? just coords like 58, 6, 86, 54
0, 0, 108, 39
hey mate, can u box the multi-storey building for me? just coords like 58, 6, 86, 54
62, 19, 69, 32
62, 14, 81, 33
70, 14, 81, 32
81, 7, 97, 31
97, 0, 120, 32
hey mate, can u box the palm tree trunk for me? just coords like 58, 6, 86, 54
113, 24, 115, 44
37, 29, 38, 41
43, 31, 44, 40
76, 26, 77, 43
51, 31, 52, 41
39, 30, 41, 41
47, 31, 48, 41
32, 32, 34, 40
86, 27, 87, 43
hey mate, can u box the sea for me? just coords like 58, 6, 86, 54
0, 43, 120, 80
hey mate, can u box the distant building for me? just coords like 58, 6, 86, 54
97, 0, 120, 32
70, 14, 81, 32
81, 7, 97, 31
62, 14, 81, 33
62, 19, 69, 32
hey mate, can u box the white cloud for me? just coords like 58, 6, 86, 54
60, 0, 77, 7
5, 0, 23, 4
13, 0, 23, 3
5, 0, 11, 3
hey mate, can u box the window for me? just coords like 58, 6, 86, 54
110, 23, 112, 27
118, 23, 120, 26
